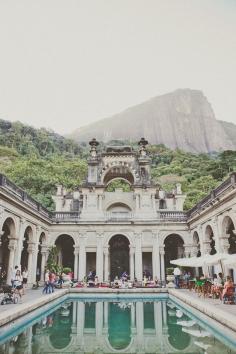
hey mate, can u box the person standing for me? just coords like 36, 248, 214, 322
14, 269, 23, 300
22, 267, 28, 295
173, 267, 181, 288
43, 270, 50, 294
10, 266, 18, 287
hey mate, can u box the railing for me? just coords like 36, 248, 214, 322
51, 212, 80, 221
105, 211, 134, 221
0, 173, 51, 219
188, 172, 236, 219
159, 211, 187, 222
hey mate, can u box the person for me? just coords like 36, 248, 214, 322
222, 276, 234, 302
13, 269, 23, 300
58, 272, 64, 288
11, 266, 18, 287
22, 267, 28, 295
173, 267, 181, 288
49, 271, 55, 293
43, 270, 50, 294
217, 272, 224, 286
36, 267, 40, 286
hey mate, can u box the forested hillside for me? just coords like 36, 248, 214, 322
0, 119, 235, 211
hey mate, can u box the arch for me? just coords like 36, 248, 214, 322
20, 226, 33, 270
222, 216, 236, 254
205, 225, 216, 255
55, 234, 75, 271
102, 165, 135, 186
106, 202, 132, 213
0, 217, 16, 282
193, 231, 201, 257
109, 235, 130, 280
108, 302, 131, 350
164, 234, 184, 269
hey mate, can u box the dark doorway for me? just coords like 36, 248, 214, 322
109, 235, 130, 280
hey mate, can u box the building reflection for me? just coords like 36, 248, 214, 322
0, 300, 233, 354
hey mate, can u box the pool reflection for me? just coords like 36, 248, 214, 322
0, 299, 235, 354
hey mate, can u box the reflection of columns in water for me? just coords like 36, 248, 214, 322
73, 302, 77, 325
130, 303, 136, 333
129, 246, 135, 281
162, 300, 168, 329
27, 326, 33, 354
103, 301, 108, 334
136, 302, 144, 341
96, 302, 103, 337
154, 302, 163, 341
77, 302, 85, 338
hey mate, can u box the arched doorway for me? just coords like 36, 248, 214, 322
193, 231, 201, 257
222, 216, 236, 254
21, 226, 33, 270
109, 235, 130, 280
205, 225, 216, 255
0, 218, 16, 283
164, 234, 184, 269
55, 235, 74, 270
103, 167, 134, 186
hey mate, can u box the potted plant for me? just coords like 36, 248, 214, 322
166, 267, 175, 288
62, 267, 72, 282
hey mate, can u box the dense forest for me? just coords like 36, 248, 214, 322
0, 119, 235, 211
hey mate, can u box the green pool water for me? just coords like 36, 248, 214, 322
0, 296, 236, 353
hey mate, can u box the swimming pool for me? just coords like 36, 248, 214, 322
0, 294, 236, 353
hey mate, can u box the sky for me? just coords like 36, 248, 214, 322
0, 0, 236, 135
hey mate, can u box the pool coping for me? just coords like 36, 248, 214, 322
1, 287, 236, 336
169, 288, 236, 333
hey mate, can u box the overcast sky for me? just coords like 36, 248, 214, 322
0, 0, 235, 135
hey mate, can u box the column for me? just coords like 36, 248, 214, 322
160, 247, 165, 283
135, 233, 142, 281
15, 218, 26, 267
104, 301, 108, 333
74, 246, 79, 280
152, 232, 160, 280
154, 301, 163, 339
40, 246, 48, 282
162, 300, 168, 333
27, 242, 37, 284
212, 216, 221, 253
129, 246, 135, 281
152, 194, 156, 211
96, 302, 103, 338
135, 194, 140, 210
96, 234, 104, 282
104, 247, 109, 282
78, 236, 86, 280
31, 226, 41, 284
6, 239, 17, 284
136, 302, 144, 348
77, 302, 85, 339
98, 194, 103, 211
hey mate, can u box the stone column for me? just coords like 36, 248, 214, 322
6, 238, 17, 285
160, 247, 165, 283
129, 246, 135, 281
78, 236, 86, 280
98, 195, 103, 211
27, 242, 37, 284
135, 233, 142, 281
31, 226, 41, 284
74, 246, 79, 279
104, 247, 109, 282
184, 244, 192, 258
212, 216, 221, 253
152, 232, 160, 280
135, 194, 140, 210
15, 217, 26, 267
96, 234, 104, 282
40, 246, 48, 282
152, 194, 156, 211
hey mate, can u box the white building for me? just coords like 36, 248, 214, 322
0, 138, 235, 285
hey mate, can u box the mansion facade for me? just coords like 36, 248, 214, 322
0, 138, 236, 285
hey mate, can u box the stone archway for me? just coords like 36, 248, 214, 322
193, 231, 201, 257
55, 234, 75, 271
222, 216, 236, 254
205, 225, 216, 255
20, 226, 33, 271
0, 217, 16, 283
109, 235, 130, 280
164, 234, 184, 269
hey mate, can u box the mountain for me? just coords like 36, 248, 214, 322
218, 120, 236, 150
69, 89, 236, 153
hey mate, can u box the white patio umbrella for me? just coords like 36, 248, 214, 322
177, 319, 196, 327
223, 254, 236, 267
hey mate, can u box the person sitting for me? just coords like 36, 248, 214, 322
217, 272, 224, 286
222, 276, 235, 303
113, 276, 120, 288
